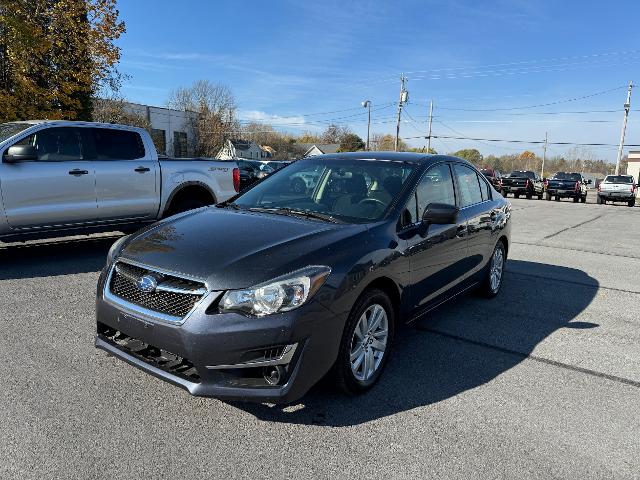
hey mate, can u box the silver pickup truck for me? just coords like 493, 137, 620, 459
0, 120, 240, 240
597, 175, 637, 207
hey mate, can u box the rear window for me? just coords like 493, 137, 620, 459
604, 175, 633, 183
509, 171, 535, 179
552, 172, 581, 181
87, 128, 145, 160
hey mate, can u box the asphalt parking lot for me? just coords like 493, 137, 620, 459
1, 196, 639, 479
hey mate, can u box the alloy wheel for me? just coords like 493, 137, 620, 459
349, 304, 388, 382
490, 246, 504, 293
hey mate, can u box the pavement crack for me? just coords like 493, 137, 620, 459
542, 214, 604, 240
415, 327, 640, 388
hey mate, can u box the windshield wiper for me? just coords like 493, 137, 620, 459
248, 207, 342, 223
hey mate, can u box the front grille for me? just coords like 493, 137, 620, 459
98, 323, 200, 382
109, 262, 206, 318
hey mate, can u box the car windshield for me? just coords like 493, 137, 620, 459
0, 122, 31, 143
552, 172, 581, 181
604, 175, 633, 183
230, 158, 416, 223
509, 171, 535, 179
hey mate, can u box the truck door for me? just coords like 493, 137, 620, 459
0, 126, 97, 229
85, 127, 160, 221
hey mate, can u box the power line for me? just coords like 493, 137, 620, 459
403, 133, 637, 148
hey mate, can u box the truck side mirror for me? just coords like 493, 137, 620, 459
3, 145, 37, 162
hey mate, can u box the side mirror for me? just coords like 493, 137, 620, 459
3, 145, 37, 162
422, 203, 459, 225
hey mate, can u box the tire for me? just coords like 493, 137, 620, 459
333, 289, 395, 395
581, 195, 587, 204
537, 192, 543, 200
629, 199, 636, 207
514, 193, 520, 199
526, 192, 532, 200
545, 192, 552, 201
555, 195, 560, 201
165, 198, 207, 217
573, 196, 579, 203
478, 241, 506, 298
596, 195, 602, 205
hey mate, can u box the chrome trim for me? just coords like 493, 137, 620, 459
205, 343, 298, 370
116, 258, 207, 284
114, 262, 207, 296
104, 261, 215, 325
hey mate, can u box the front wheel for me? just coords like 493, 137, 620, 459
333, 289, 395, 395
478, 241, 506, 298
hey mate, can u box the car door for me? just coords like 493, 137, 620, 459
399, 162, 469, 311
0, 126, 97, 229
452, 163, 496, 278
86, 127, 160, 221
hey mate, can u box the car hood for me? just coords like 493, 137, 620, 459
118, 207, 368, 290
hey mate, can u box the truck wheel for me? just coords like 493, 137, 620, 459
526, 192, 532, 200
629, 199, 636, 207
573, 196, 579, 203
537, 192, 543, 200
545, 192, 552, 201
514, 193, 520, 199
165, 198, 206, 217
555, 195, 560, 201
581, 195, 587, 203
333, 289, 395, 395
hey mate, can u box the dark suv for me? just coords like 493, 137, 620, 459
480, 168, 503, 193
95, 153, 511, 403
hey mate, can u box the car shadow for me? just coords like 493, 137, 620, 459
0, 235, 119, 280
230, 260, 599, 426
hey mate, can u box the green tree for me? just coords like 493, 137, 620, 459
338, 133, 365, 152
0, 0, 125, 121
452, 148, 483, 164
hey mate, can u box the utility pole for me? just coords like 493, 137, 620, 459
615, 81, 633, 175
362, 100, 372, 150
427, 99, 433, 153
394, 74, 408, 151
541, 132, 548, 179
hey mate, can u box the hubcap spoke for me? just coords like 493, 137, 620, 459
350, 343, 364, 362
370, 338, 386, 351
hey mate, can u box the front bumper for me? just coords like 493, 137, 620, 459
95, 267, 345, 403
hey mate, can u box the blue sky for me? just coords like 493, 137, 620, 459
117, 0, 640, 161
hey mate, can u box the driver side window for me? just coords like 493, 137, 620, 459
401, 163, 456, 226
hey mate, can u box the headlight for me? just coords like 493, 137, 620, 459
106, 235, 130, 265
220, 266, 331, 316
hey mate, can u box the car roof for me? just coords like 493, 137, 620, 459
303, 151, 473, 167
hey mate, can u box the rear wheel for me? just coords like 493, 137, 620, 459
545, 192, 552, 201
478, 241, 506, 298
334, 289, 395, 395
629, 198, 636, 207
165, 198, 207, 217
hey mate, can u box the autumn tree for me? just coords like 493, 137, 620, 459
167, 80, 240, 157
338, 133, 365, 152
0, 0, 125, 121
320, 123, 351, 144
452, 148, 483, 164
372, 133, 407, 151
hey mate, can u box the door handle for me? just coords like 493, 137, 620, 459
134, 166, 151, 173
68, 169, 89, 176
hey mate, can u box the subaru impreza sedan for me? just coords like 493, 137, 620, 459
95, 152, 511, 403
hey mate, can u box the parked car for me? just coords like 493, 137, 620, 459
0, 121, 239, 241
544, 172, 590, 202
480, 168, 503, 192
597, 175, 637, 206
236, 159, 276, 190
95, 152, 511, 403
501, 170, 544, 199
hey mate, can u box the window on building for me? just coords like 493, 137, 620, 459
173, 131, 188, 158
151, 129, 166, 156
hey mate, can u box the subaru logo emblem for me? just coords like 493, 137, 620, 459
136, 274, 158, 293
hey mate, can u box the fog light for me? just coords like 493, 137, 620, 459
263, 365, 286, 385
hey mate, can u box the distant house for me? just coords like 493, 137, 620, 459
297, 143, 340, 157
216, 139, 273, 160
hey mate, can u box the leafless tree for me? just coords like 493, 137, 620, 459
167, 80, 240, 157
